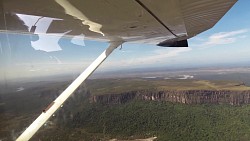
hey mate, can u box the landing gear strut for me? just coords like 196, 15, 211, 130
16, 41, 123, 141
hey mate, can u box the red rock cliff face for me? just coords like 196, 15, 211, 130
92, 90, 250, 105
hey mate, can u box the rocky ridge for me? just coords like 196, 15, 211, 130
92, 89, 250, 105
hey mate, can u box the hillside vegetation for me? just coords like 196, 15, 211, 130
32, 100, 250, 141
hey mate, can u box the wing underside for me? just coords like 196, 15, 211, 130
1, 0, 237, 46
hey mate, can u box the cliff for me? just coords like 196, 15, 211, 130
91, 89, 250, 105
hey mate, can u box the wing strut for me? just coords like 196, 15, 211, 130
16, 41, 123, 141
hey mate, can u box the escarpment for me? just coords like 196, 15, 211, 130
91, 90, 250, 105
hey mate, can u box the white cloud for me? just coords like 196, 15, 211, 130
203, 29, 248, 46
101, 47, 192, 70
29, 69, 40, 72
142, 48, 192, 63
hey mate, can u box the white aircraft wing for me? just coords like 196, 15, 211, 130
2, 0, 237, 46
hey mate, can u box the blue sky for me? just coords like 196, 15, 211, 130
1, 0, 250, 80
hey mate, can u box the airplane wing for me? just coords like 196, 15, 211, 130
2, 0, 237, 47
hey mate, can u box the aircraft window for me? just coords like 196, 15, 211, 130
1, 0, 250, 141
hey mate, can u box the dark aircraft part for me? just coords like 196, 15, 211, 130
43, 102, 55, 113
0, 0, 5, 31
157, 39, 188, 47
30, 25, 36, 33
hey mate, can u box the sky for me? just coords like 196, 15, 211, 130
1, 0, 250, 81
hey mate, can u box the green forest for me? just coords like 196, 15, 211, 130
35, 100, 250, 141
